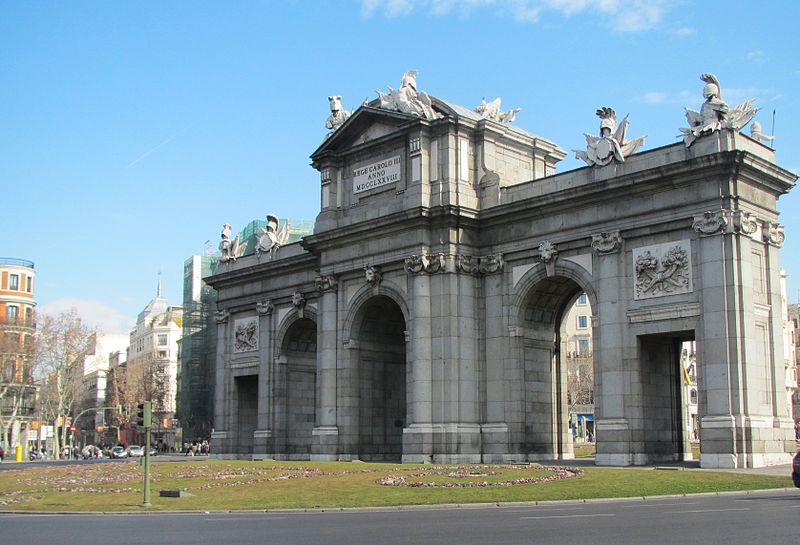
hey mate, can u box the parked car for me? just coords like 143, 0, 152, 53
127, 445, 144, 457
792, 451, 800, 488
111, 446, 127, 458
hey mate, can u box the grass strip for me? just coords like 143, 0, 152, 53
0, 459, 791, 512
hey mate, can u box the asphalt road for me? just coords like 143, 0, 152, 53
2, 489, 799, 545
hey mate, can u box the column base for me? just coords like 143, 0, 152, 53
311, 426, 339, 458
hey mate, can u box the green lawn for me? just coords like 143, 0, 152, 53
0, 459, 791, 512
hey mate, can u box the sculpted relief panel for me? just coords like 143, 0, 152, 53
633, 240, 693, 300
233, 317, 259, 353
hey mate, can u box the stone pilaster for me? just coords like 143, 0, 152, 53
254, 300, 273, 456
211, 309, 233, 457
591, 233, 632, 466
312, 275, 339, 460
403, 267, 433, 463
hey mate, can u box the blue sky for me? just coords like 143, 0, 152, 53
2, 1, 799, 332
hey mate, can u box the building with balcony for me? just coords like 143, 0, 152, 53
0, 258, 37, 450
126, 284, 183, 449
78, 332, 130, 445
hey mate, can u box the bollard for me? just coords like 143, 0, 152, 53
15, 444, 22, 462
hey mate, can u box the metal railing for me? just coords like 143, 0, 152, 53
0, 316, 35, 327
0, 258, 34, 268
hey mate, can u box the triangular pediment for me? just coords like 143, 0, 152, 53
311, 106, 421, 160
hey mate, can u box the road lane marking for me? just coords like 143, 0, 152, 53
521, 513, 616, 520
204, 517, 287, 521
665, 508, 750, 514
505, 507, 586, 513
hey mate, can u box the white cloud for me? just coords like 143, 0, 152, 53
608, 1, 666, 32
723, 87, 768, 104
672, 26, 696, 37
361, 0, 671, 31
642, 91, 668, 105
639, 89, 692, 105
39, 298, 135, 334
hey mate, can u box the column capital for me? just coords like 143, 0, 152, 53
692, 209, 728, 236
315, 274, 338, 292
591, 231, 622, 254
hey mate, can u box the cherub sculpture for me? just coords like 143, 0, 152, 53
574, 107, 646, 167
219, 224, 247, 263
255, 214, 292, 260
325, 95, 351, 133
377, 70, 439, 121
680, 73, 758, 147
475, 97, 521, 123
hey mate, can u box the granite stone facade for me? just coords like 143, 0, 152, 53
206, 96, 796, 468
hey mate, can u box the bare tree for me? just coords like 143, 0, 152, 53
107, 353, 169, 441
33, 310, 95, 459
567, 355, 594, 439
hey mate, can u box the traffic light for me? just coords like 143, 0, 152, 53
136, 403, 145, 427
135, 401, 152, 428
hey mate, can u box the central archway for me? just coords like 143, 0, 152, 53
353, 295, 407, 461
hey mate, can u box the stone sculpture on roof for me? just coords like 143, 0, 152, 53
574, 107, 646, 167
749, 120, 775, 145
376, 70, 439, 121
256, 214, 292, 260
325, 95, 351, 133
680, 73, 758, 147
475, 97, 521, 123
219, 223, 247, 263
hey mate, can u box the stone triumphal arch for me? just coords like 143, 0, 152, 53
207, 72, 796, 468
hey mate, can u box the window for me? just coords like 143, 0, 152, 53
7, 306, 19, 321
578, 339, 590, 354
26, 277, 32, 292
157, 334, 168, 346
690, 388, 698, 405
9, 274, 19, 290
577, 315, 589, 329
577, 293, 588, 305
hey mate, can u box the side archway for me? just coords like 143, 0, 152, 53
274, 311, 318, 459
513, 261, 597, 460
